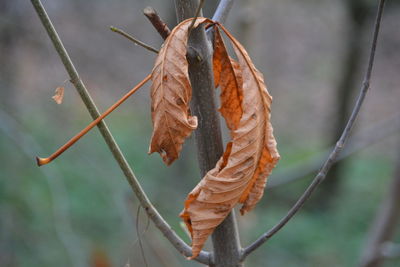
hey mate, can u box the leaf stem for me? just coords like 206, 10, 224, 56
36, 74, 151, 166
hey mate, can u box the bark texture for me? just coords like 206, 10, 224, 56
174, 1, 243, 266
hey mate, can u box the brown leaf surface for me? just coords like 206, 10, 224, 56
148, 18, 208, 165
180, 25, 280, 259
212, 28, 243, 131
52, 86, 64, 104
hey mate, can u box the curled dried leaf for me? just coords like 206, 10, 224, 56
52, 86, 64, 104
213, 28, 243, 131
148, 17, 209, 165
180, 25, 280, 259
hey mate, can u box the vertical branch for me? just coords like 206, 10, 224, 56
29, 0, 210, 264
174, 0, 242, 266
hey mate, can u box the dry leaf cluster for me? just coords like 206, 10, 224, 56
148, 18, 280, 259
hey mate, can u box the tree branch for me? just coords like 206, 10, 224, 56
212, 0, 235, 23
207, 0, 236, 42
143, 6, 171, 40
30, 0, 210, 264
175, 1, 241, 266
110, 26, 158, 54
241, 0, 386, 259
268, 114, 400, 188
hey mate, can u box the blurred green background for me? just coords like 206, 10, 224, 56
1, 0, 399, 266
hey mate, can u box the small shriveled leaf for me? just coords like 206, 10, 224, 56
180, 24, 280, 259
52, 86, 64, 104
149, 17, 208, 165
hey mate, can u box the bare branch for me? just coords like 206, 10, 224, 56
110, 26, 158, 54
241, 0, 386, 259
143, 6, 171, 40
268, 114, 400, 188
207, 0, 236, 41
212, 0, 235, 23
30, 0, 210, 264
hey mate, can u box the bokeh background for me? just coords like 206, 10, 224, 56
1, 0, 399, 266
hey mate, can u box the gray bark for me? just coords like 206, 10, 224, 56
174, 1, 243, 266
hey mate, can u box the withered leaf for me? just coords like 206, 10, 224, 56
180, 24, 280, 259
148, 17, 208, 165
52, 86, 64, 104
213, 28, 243, 131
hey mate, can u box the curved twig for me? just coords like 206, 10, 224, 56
241, 0, 386, 260
268, 114, 400, 188
30, 0, 210, 264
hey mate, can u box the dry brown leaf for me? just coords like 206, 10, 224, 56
213, 28, 243, 131
148, 17, 209, 165
180, 24, 280, 259
52, 86, 64, 104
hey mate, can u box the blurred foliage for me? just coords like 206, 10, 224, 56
1, 0, 400, 266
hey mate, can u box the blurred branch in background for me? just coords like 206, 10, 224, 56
268, 113, 400, 188
318, 0, 372, 208
359, 145, 400, 267
0, 109, 84, 266
29, 0, 210, 264
242, 0, 386, 259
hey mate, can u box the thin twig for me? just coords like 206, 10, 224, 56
268, 114, 400, 188
110, 26, 158, 54
188, 0, 205, 35
30, 0, 210, 264
241, 0, 386, 260
143, 6, 171, 40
